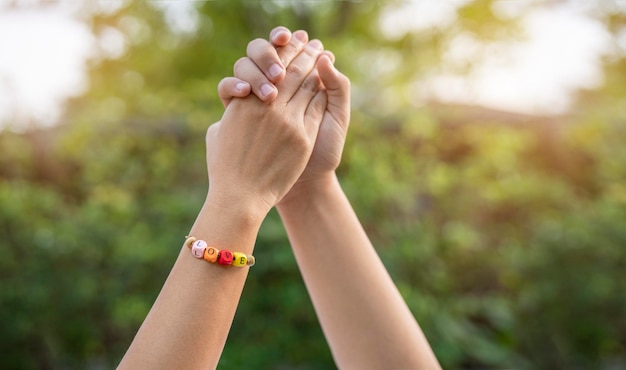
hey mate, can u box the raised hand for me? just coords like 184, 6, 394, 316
217, 26, 351, 205
217, 27, 308, 106
206, 37, 328, 219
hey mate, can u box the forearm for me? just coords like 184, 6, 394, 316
119, 197, 263, 369
277, 175, 440, 369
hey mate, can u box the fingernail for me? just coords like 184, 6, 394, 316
273, 30, 289, 42
308, 39, 323, 50
269, 63, 283, 78
260, 83, 274, 97
235, 82, 248, 92
294, 30, 307, 43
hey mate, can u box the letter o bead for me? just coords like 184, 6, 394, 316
203, 246, 219, 263
191, 240, 207, 259
232, 252, 247, 267
218, 250, 234, 265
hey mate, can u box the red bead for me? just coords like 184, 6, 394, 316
218, 249, 233, 265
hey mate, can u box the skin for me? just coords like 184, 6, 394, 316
119, 36, 333, 369
220, 27, 441, 369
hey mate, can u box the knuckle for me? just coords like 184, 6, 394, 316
247, 38, 278, 68
301, 45, 320, 58
285, 62, 304, 77
206, 124, 218, 140
233, 57, 250, 74
217, 78, 229, 95
341, 74, 351, 89
246, 38, 266, 55
300, 75, 320, 94
286, 128, 308, 147
277, 43, 298, 64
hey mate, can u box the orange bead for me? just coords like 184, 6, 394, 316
218, 250, 233, 265
231, 252, 247, 267
203, 246, 219, 263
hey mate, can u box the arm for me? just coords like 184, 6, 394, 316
223, 30, 441, 369
277, 177, 440, 369
119, 35, 327, 369
277, 61, 440, 369
118, 200, 263, 369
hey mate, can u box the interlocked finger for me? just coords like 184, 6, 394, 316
246, 38, 285, 83
302, 78, 327, 140
217, 77, 251, 108
290, 67, 323, 113
233, 57, 277, 101
269, 26, 292, 47
275, 30, 309, 71
276, 39, 324, 103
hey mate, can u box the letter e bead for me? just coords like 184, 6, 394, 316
232, 252, 247, 266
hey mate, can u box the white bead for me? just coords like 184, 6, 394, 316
191, 239, 208, 259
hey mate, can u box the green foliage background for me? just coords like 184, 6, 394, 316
1, 1, 625, 368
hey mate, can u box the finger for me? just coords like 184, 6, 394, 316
321, 50, 335, 65
246, 38, 285, 83
290, 67, 323, 113
217, 77, 251, 108
275, 30, 309, 69
317, 54, 351, 127
277, 39, 324, 102
270, 26, 291, 47
303, 88, 328, 140
233, 57, 278, 102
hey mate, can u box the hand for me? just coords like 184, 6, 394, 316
218, 26, 307, 105
206, 38, 328, 220
218, 27, 351, 203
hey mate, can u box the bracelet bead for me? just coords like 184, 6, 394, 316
185, 236, 254, 268
218, 249, 234, 265
203, 247, 220, 263
232, 252, 247, 266
184, 236, 196, 249
191, 239, 207, 259
246, 255, 255, 266
203, 246, 220, 263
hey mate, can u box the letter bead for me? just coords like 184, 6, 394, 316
203, 246, 219, 263
232, 252, 247, 267
185, 236, 255, 268
191, 240, 207, 259
218, 249, 234, 265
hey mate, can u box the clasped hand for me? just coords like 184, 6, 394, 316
206, 27, 351, 219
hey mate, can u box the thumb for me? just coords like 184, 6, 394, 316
317, 55, 351, 127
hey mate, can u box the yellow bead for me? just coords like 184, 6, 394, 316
203, 246, 219, 263
232, 252, 247, 266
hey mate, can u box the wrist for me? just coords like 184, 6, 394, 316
276, 172, 339, 212
203, 188, 269, 229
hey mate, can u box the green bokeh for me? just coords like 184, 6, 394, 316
1, 1, 625, 368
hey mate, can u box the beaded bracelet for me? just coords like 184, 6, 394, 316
184, 236, 255, 267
